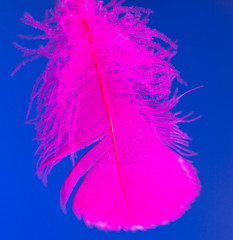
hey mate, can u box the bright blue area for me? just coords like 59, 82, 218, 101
1, 0, 232, 239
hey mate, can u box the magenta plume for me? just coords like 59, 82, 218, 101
14, 0, 200, 231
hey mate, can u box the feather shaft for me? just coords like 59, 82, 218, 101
81, 16, 130, 213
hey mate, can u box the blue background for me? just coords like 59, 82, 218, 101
1, 0, 233, 239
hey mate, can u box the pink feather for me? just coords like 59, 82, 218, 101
15, 0, 200, 231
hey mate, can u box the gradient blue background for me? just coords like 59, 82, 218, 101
1, 0, 233, 239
